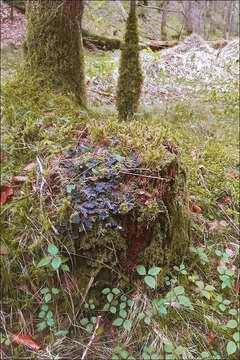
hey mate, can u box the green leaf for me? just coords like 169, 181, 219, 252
47, 318, 54, 326
107, 293, 113, 303
110, 306, 117, 314
41, 305, 48, 311
67, 185, 74, 193
216, 295, 222, 302
205, 285, 215, 291
91, 317, 97, 324
92, 168, 100, 175
102, 288, 111, 295
120, 350, 128, 359
200, 351, 209, 358
164, 344, 174, 353
80, 318, 89, 326
178, 295, 192, 308
226, 341, 237, 355
38, 311, 46, 319
103, 303, 110, 311
228, 309, 237, 315
215, 250, 222, 256
52, 288, 60, 294
84, 303, 89, 309
112, 318, 123, 326
219, 304, 226, 312
55, 330, 68, 336
61, 264, 70, 272
51, 256, 62, 270
119, 309, 127, 318
223, 299, 231, 305
120, 295, 127, 301
44, 293, 52, 303
195, 281, 204, 289
201, 290, 211, 300
226, 269, 234, 276
40, 287, 49, 294
37, 321, 46, 331
144, 276, 156, 289
127, 299, 133, 306
37, 256, 52, 268
112, 288, 120, 295
173, 286, 185, 295
120, 302, 126, 309
148, 267, 161, 276
138, 312, 145, 320
46, 311, 53, 319
136, 265, 146, 276
226, 320, 238, 329
175, 346, 184, 355
217, 267, 224, 274
48, 244, 58, 255
144, 317, 151, 325
90, 304, 95, 310
86, 323, 94, 333
112, 300, 118, 306
233, 332, 239, 342
123, 320, 132, 332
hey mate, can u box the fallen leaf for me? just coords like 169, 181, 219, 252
12, 176, 28, 182
0, 186, 13, 205
11, 334, 41, 351
23, 162, 35, 171
225, 248, 234, 257
0, 247, 9, 255
44, 111, 55, 117
193, 205, 202, 213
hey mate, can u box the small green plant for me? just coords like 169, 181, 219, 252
217, 266, 234, 289
37, 244, 70, 271
190, 246, 209, 264
195, 281, 215, 300
37, 287, 60, 331
0, 332, 10, 346
173, 263, 187, 275
136, 265, 161, 289
112, 344, 134, 360
102, 288, 133, 331
80, 316, 97, 333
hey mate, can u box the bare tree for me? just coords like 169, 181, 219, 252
160, 0, 169, 40
224, 0, 234, 39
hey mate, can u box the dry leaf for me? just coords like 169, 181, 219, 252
0, 186, 13, 205
11, 334, 41, 351
23, 162, 35, 171
12, 176, 28, 182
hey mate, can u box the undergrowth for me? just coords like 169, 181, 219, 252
0, 53, 239, 359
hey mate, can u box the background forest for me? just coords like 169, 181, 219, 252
0, 1, 239, 359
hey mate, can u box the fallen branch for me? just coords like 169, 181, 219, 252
81, 316, 102, 360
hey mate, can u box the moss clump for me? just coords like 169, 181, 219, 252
116, 3, 143, 120
24, 0, 86, 107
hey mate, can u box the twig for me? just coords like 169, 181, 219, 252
217, 203, 240, 235
81, 316, 102, 360
136, 4, 180, 13
233, 277, 240, 308
119, 170, 169, 181
67, 276, 95, 332
199, 172, 211, 194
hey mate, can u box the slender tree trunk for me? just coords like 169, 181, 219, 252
24, 0, 86, 107
161, 0, 169, 41
224, 0, 234, 40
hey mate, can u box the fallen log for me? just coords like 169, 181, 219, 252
82, 29, 122, 51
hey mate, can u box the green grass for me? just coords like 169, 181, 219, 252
0, 49, 239, 359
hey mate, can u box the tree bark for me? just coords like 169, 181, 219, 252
160, 0, 169, 41
24, 0, 86, 107
224, 0, 234, 40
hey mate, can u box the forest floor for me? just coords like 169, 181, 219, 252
0, 2, 240, 360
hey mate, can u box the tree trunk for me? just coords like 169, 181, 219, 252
116, 0, 143, 120
224, 0, 234, 40
23, 0, 86, 107
160, 0, 169, 41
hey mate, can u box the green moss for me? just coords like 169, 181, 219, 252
116, 4, 143, 120
24, 0, 86, 106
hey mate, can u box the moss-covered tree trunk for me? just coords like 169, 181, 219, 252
116, 0, 143, 120
23, 0, 86, 107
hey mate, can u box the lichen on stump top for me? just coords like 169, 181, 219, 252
56, 123, 191, 293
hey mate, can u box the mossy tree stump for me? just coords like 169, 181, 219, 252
23, 0, 86, 107
57, 137, 191, 301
